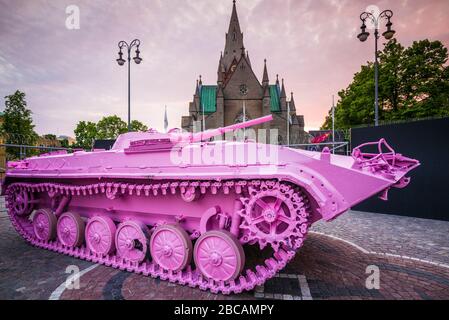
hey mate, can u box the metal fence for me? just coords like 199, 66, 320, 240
0, 144, 72, 179
285, 141, 350, 155
0, 143, 72, 159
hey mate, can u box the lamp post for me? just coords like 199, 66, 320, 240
116, 39, 142, 132
357, 9, 395, 126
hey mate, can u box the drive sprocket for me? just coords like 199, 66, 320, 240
239, 180, 310, 251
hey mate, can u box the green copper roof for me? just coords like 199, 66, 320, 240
269, 85, 280, 112
200, 85, 217, 114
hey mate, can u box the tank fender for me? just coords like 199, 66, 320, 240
284, 169, 350, 222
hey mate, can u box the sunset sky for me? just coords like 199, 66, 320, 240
1, 0, 448, 137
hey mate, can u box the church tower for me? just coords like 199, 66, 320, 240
182, 0, 307, 145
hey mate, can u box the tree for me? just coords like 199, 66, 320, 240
73, 116, 149, 149
43, 134, 57, 140
0, 90, 38, 159
74, 121, 97, 149
130, 120, 148, 132
96, 115, 127, 139
321, 39, 449, 129
60, 139, 70, 148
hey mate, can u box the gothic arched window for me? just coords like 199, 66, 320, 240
234, 111, 250, 124
278, 135, 284, 145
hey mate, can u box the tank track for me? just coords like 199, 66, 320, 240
5, 180, 307, 295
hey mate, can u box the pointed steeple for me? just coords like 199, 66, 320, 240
290, 92, 296, 112
228, 0, 242, 37
276, 74, 280, 87
194, 79, 200, 113
262, 59, 269, 87
194, 79, 200, 96
280, 78, 287, 98
199, 75, 203, 86
246, 50, 251, 67
223, 0, 244, 70
280, 78, 287, 111
217, 53, 224, 85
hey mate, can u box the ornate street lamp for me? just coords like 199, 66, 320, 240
357, 10, 395, 126
116, 39, 142, 132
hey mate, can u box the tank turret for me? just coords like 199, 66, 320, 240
171, 114, 273, 143
120, 114, 273, 153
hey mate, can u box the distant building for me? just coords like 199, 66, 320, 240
93, 139, 115, 150
181, 1, 308, 145
37, 136, 61, 148
57, 135, 76, 146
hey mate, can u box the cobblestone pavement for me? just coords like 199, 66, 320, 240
311, 210, 449, 265
1, 195, 449, 300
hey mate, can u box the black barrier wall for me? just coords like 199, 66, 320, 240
351, 117, 449, 221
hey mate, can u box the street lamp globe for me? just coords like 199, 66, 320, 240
357, 22, 369, 42
382, 21, 396, 40
357, 31, 369, 42
116, 51, 126, 66
133, 49, 142, 64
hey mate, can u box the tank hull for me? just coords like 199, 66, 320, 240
3, 136, 419, 294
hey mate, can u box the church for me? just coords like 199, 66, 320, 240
181, 0, 308, 145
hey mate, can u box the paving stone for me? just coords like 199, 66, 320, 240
1, 197, 449, 300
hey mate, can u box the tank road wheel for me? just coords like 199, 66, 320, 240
57, 212, 85, 247
150, 224, 192, 272
85, 216, 117, 256
33, 209, 57, 242
11, 188, 34, 217
194, 230, 245, 282
115, 221, 149, 263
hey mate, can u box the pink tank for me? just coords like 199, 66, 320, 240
2, 115, 419, 294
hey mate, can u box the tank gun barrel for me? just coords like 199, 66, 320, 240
172, 114, 273, 143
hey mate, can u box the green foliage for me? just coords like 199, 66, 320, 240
322, 39, 449, 129
96, 115, 127, 139
0, 90, 38, 159
130, 120, 148, 132
74, 121, 97, 149
73, 116, 148, 149
60, 139, 70, 148
43, 134, 57, 140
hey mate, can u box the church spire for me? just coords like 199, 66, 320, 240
262, 59, 269, 87
217, 53, 224, 85
194, 79, 200, 96
290, 92, 296, 111
280, 78, 287, 98
223, 0, 244, 70
228, 0, 242, 36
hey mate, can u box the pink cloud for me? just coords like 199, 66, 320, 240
0, 0, 448, 136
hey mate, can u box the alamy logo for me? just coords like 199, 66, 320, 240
365, 265, 380, 290
65, 265, 81, 290
65, 5, 80, 30
169, 127, 281, 174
